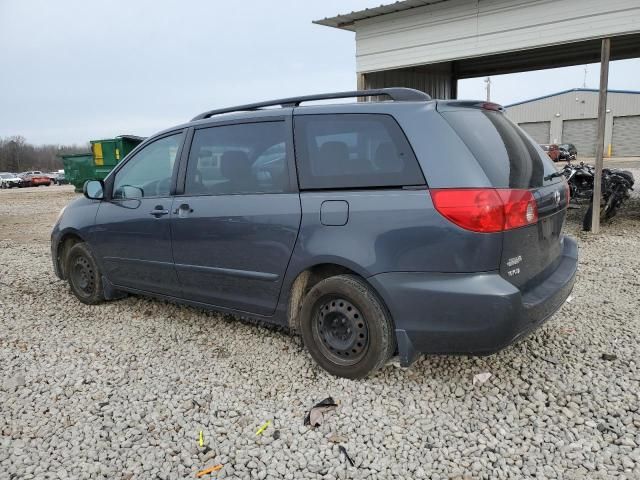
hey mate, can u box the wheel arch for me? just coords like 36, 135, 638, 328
285, 262, 389, 333
54, 230, 86, 279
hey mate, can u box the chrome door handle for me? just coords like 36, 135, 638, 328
150, 208, 169, 217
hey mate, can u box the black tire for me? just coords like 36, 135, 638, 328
582, 201, 614, 231
299, 274, 395, 379
602, 196, 618, 221
66, 243, 105, 305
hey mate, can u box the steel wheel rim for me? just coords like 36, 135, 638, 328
312, 297, 369, 366
70, 255, 95, 296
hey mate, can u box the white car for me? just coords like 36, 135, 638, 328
0, 172, 23, 188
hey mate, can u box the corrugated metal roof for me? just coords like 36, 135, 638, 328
505, 88, 640, 108
313, 0, 452, 31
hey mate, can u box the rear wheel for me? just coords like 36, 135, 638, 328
583, 200, 616, 231
299, 274, 395, 379
66, 243, 105, 304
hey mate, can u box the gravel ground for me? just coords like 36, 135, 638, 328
1, 181, 639, 480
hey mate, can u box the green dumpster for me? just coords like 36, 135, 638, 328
90, 135, 144, 168
61, 135, 144, 192
61, 153, 94, 192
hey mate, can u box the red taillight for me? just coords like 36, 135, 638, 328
430, 188, 538, 233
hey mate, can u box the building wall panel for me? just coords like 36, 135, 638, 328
505, 91, 640, 155
363, 64, 455, 98
506, 91, 640, 124
354, 0, 640, 72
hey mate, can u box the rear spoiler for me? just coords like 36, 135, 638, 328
436, 100, 505, 112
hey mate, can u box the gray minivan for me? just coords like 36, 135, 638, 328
51, 88, 577, 378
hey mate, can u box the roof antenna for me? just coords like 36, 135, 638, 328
583, 65, 588, 88
484, 77, 491, 101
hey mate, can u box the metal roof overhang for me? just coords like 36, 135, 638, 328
313, 0, 451, 31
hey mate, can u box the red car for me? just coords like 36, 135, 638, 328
21, 171, 51, 187
540, 144, 560, 162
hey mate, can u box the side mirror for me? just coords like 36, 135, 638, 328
83, 180, 104, 200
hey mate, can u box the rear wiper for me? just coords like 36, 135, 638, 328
544, 171, 564, 181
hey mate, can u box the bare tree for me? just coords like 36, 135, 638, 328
0, 136, 89, 172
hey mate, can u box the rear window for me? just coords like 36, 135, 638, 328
442, 110, 558, 188
294, 114, 424, 190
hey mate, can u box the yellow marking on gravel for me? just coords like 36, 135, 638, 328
255, 420, 271, 435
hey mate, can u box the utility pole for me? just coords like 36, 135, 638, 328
591, 38, 611, 234
583, 65, 588, 88
484, 77, 491, 101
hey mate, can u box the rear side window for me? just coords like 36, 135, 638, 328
441, 110, 558, 188
185, 121, 289, 195
294, 114, 424, 190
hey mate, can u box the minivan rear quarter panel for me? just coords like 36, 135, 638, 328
291, 189, 502, 276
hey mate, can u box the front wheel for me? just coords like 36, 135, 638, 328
66, 243, 105, 304
299, 274, 395, 379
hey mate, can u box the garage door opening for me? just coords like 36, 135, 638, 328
519, 122, 551, 144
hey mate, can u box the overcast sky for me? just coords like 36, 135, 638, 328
1, 0, 639, 145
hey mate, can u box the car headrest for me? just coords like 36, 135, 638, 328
374, 142, 404, 172
221, 150, 251, 181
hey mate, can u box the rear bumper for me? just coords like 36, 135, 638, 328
368, 236, 578, 366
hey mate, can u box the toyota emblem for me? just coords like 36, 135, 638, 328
553, 190, 561, 206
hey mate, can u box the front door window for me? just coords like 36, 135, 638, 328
113, 133, 184, 199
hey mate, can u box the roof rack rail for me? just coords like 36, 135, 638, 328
191, 88, 431, 121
